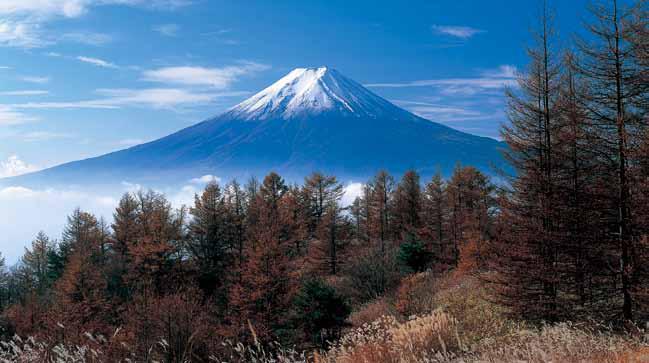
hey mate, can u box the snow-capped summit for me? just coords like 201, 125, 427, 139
225, 66, 400, 120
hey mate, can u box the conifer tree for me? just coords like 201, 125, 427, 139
302, 172, 344, 237
225, 180, 247, 270
21, 232, 53, 297
127, 190, 186, 294
187, 181, 234, 300
495, 1, 564, 321
393, 170, 423, 239
49, 209, 100, 282
576, 0, 648, 320
421, 172, 446, 260
112, 193, 139, 259
229, 172, 296, 342
368, 171, 395, 253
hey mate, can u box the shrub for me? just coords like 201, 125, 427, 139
397, 239, 433, 273
342, 245, 402, 303
292, 279, 350, 347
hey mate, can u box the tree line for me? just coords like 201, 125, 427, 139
0, 165, 497, 360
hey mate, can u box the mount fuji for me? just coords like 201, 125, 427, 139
4, 67, 507, 187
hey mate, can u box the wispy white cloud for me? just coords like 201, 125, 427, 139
0, 0, 192, 48
20, 131, 73, 142
366, 66, 516, 138
201, 29, 240, 46
189, 174, 221, 185
0, 90, 49, 96
153, 23, 180, 37
392, 100, 502, 124
61, 32, 112, 46
142, 62, 270, 89
94, 88, 231, 108
432, 25, 485, 39
0, 66, 11, 69
12, 88, 248, 110
21, 76, 50, 84
481, 65, 517, 78
392, 100, 482, 119
0, 0, 192, 18
117, 138, 146, 147
365, 65, 518, 95
0, 155, 39, 178
0, 105, 36, 125
0, 19, 47, 48
77, 56, 118, 69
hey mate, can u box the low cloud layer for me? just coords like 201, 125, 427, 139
0, 155, 39, 178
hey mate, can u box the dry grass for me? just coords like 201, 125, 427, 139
314, 270, 648, 363
320, 310, 462, 363
348, 298, 397, 328
469, 322, 647, 363
3, 272, 647, 362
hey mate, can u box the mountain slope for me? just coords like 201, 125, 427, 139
4, 67, 507, 187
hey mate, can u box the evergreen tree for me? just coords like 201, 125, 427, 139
291, 278, 350, 347
187, 181, 234, 300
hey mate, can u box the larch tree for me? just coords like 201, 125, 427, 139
302, 172, 344, 237
225, 180, 247, 271
48, 209, 101, 283
302, 172, 345, 275
112, 193, 139, 259
495, 0, 564, 321
229, 172, 297, 343
52, 212, 111, 342
108, 193, 140, 304
446, 166, 495, 267
548, 50, 621, 317
576, 0, 648, 320
393, 170, 423, 239
22, 232, 53, 298
368, 171, 395, 254
421, 172, 447, 261
128, 190, 186, 295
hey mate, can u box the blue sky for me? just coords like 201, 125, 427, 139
0, 0, 601, 176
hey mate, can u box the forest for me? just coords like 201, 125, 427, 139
0, 0, 647, 361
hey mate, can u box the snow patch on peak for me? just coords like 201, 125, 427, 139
225, 66, 401, 120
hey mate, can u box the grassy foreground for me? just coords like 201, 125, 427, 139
2, 271, 647, 362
